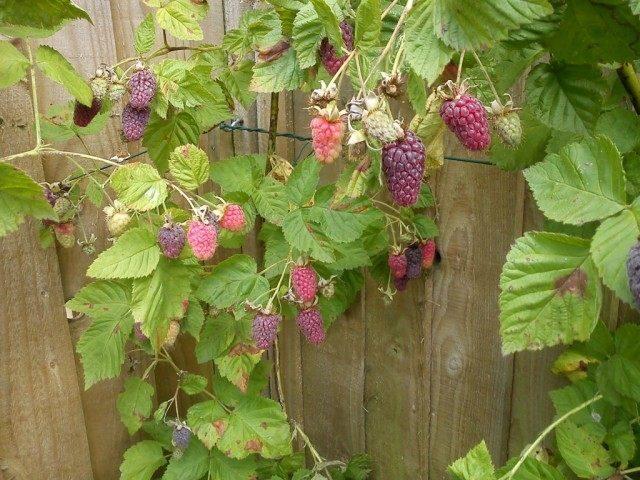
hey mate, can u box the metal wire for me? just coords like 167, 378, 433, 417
63, 121, 492, 184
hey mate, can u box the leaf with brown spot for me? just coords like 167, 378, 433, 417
554, 268, 588, 297
186, 400, 228, 449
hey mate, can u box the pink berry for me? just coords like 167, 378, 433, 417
122, 103, 150, 141
128, 69, 157, 109
219, 204, 246, 232
252, 314, 282, 350
319, 21, 354, 75
310, 115, 344, 164
440, 94, 491, 151
388, 252, 407, 279
187, 220, 218, 261
420, 239, 437, 269
381, 131, 425, 207
291, 265, 318, 302
296, 308, 326, 345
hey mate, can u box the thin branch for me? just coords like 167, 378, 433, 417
617, 62, 640, 115
26, 42, 42, 147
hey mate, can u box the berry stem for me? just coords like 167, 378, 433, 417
471, 50, 501, 105
266, 253, 293, 310
26, 42, 42, 148
617, 62, 640, 115
273, 336, 287, 415
390, 42, 405, 76
621, 466, 640, 475
328, 50, 356, 88
455, 50, 465, 85
498, 394, 603, 480
168, 182, 199, 212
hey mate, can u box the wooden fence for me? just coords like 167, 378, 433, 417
1, 1, 637, 479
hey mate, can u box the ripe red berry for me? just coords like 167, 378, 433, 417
319, 21, 354, 75
157, 222, 186, 259
122, 104, 150, 141
440, 94, 491, 151
187, 220, 218, 261
296, 308, 326, 345
292, 265, 318, 302
420, 239, 437, 269
310, 115, 344, 164
219, 204, 246, 232
73, 98, 102, 127
128, 68, 157, 109
388, 252, 407, 279
252, 314, 282, 350
381, 131, 425, 207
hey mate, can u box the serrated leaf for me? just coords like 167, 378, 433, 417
210, 154, 266, 195
76, 310, 134, 389
251, 48, 304, 93
448, 441, 495, 480
282, 209, 335, 263
162, 439, 209, 480
218, 60, 256, 108
195, 313, 236, 363
117, 378, 154, 435
169, 144, 209, 191
292, 4, 324, 68
526, 63, 606, 133
524, 136, 626, 225
313, 207, 366, 243
309, 0, 342, 46
66, 280, 131, 319
180, 373, 208, 395
85, 180, 104, 207
182, 298, 205, 340
597, 354, 640, 404
355, 0, 380, 52
110, 163, 168, 212
590, 205, 639, 306
404, 1, 453, 84
143, 110, 200, 172
155, 0, 206, 41
0, 163, 55, 237
253, 177, 290, 226
133, 258, 193, 350
120, 440, 166, 480
259, 224, 289, 279
286, 157, 321, 206
498, 457, 564, 480
606, 420, 635, 464
196, 255, 269, 308
595, 108, 640, 155
500, 232, 602, 354
555, 420, 615, 478
217, 396, 292, 459
35, 45, 92, 106
432, 0, 552, 50
0, 41, 29, 88
87, 227, 160, 279
187, 401, 228, 449
135, 13, 156, 54
0, 0, 91, 38
209, 448, 257, 480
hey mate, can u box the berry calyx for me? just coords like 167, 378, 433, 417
187, 219, 218, 261
381, 130, 426, 207
219, 204, 246, 232
296, 308, 326, 345
291, 264, 319, 302
252, 313, 282, 350
319, 21, 354, 75
157, 222, 186, 259
128, 68, 157, 109
310, 102, 344, 164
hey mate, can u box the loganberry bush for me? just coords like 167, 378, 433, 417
3, 0, 640, 479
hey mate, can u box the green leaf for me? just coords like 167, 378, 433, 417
187, 400, 228, 449
309, 0, 342, 47
154, 0, 207, 41
162, 440, 209, 480
35, 45, 92, 106
215, 346, 262, 391
404, 1, 453, 84
87, 227, 160, 279
606, 420, 636, 464
217, 396, 292, 459
292, 4, 324, 69
210, 154, 266, 195
526, 63, 606, 133
120, 440, 166, 480
595, 108, 640, 155
66, 280, 131, 318
169, 144, 210, 191
0, 163, 55, 237
134, 13, 156, 55
499, 232, 602, 354
76, 310, 133, 389
259, 224, 289, 279
313, 207, 367, 244
355, 0, 381, 52
253, 177, 290, 226
555, 420, 615, 479
117, 378, 154, 435
143, 110, 200, 172
0, 41, 29, 88
218, 60, 256, 108
209, 448, 257, 480
182, 299, 205, 340
524, 136, 627, 225
448, 441, 495, 480
498, 457, 564, 480
0, 0, 91, 38
597, 354, 640, 403
432, 0, 552, 50
110, 163, 168, 212
590, 204, 639, 306
195, 314, 236, 363
286, 157, 321, 206
180, 373, 208, 395
282, 209, 335, 263
133, 258, 193, 350
251, 48, 304, 93
196, 255, 269, 309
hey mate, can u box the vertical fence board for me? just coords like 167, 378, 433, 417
0, 62, 94, 480
427, 152, 518, 477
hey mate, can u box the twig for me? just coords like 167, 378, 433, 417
26, 42, 42, 147
471, 50, 501, 104
617, 63, 640, 115
268, 92, 279, 156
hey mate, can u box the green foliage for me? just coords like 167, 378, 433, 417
0, 41, 30, 88
35, 45, 92, 106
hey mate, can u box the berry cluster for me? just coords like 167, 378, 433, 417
318, 21, 354, 75
121, 66, 156, 141
42, 186, 78, 249
388, 239, 439, 292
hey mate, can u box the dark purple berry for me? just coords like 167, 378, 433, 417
73, 98, 102, 127
122, 104, 150, 141
296, 308, 325, 345
252, 314, 282, 350
405, 244, 423, 279
172, 425, 192, 450
382, 130, 425, 207
157, 223, 186, 259
319, 21, 354, 75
